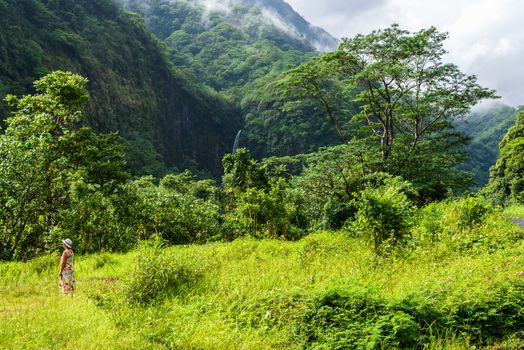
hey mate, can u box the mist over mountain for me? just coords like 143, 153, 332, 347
232, 0, 339, 51
121, 0, 339, 52
118, 0, 338, 99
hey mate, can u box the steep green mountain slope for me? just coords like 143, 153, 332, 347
456, 103, 518, 188
0, 0, 241, 176
120, 0, 338, 96
119, 0, 343, 158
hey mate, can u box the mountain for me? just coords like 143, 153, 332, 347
119, 0, 338, 95
456, 103, 518, 188
226, 0, 339, 51
116, 0, 344, 158
0, 0, 241, 176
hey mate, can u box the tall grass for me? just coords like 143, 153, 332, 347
1, 207, 523, 349
504, 204, 524, 219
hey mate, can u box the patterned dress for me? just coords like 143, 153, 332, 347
60, 249, 75, 294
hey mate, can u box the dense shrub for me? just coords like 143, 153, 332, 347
352, 177, 416, 253
449, 196, 493, 231
221, 149, 303, 240
123, 240, 203, 305
444, 283, 524, 342
297, 282, 524, 349
297, 287, 422, 349
221, 179, 302, 240
414, 196, 494, 242
56, 179, 137, 254
132, 175, 221, 244
322, 200, 358, 230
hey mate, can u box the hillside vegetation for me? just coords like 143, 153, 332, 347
2, 0, 513, 172
457, 104, 519, 188
119, 0, 350, 158
0, 0, 241, 176
122, 0, 336, 95
487, 109, 524, 204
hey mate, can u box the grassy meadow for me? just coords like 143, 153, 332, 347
504, 204, 524, 220
1, 207, 524, 349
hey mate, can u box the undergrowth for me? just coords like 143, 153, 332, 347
1, 201, 523, 349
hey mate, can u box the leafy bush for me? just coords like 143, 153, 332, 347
445, 284, 524, 343
57, 179, 137, 254
221, 149, 303, 240
123, 239, 203, 305
352, 177, 415, 253
450, 196, 493, 230
297, 281, 524, 349
322, 200, 358, 230
414, 196, 494, 242
297, 287, 422, 349
132, 175, 221, 244
222, 181, 302, 240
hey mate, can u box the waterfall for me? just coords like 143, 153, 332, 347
232, 130, 242, 154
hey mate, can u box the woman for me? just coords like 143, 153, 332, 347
59, 239, 75, 294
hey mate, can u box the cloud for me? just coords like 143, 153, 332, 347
286, 0, 524, 106
285, 0, 387, 22
191, 0, 233, 16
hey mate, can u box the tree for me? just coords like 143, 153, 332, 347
487, 110, 524, 204
279, 25, 497, 201
276, 57, 357, 143
222, 148, 270, 193
353, 176, 416, 254
0, 71, 128, 260
221, 148, 300, 239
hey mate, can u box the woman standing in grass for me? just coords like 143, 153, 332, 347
59, 239, 75, 294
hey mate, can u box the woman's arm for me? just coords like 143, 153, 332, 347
59, 251, 67, 276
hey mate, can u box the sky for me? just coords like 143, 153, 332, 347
286, 0, 524, 107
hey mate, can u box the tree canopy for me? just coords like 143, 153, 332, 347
278, 25, 498, 201
0, 71, 128, 260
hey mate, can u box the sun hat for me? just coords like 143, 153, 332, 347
62, 239, 73, 249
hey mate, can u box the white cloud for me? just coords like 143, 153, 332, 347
194, 0, 233, 15
286, 0, 524, 106
259, 7, 299, 36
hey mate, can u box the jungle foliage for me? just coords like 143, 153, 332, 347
487, 109, 524, 204
0, 19, 513, 260
1, 14, 524, 348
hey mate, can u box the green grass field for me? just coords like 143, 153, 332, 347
504, 204, 524, 219
1, 212, 523, 349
